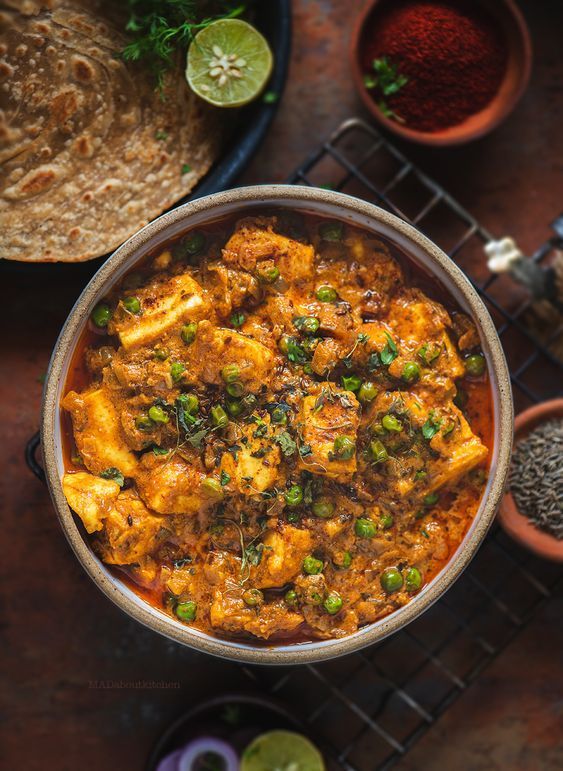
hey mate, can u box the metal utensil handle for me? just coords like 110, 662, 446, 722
25, 431, 46, 484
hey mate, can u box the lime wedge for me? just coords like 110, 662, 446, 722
186, 19, 273, 108
241, 730, 325, 771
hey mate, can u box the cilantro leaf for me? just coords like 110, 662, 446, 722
285, 337, 308, 364
220, 470, 231, 486
99, 467, 124, 487
276, 431, 297, 457
380, 333, 398, 366
422, 411, 442, 440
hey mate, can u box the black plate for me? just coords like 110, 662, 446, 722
1, 0, 291, 277
145, 693, 323, 771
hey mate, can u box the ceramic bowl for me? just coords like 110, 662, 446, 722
40, 185, 513, 664
350, 0, 533, 146
499, 398, 563, 562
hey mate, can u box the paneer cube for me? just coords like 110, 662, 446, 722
62, 387, 138, 477
62, 471, 121, 533
222, 217, 315, 283
135, 453, 209, 516
193, 321, 274, 393
219, 414, 281, 495
252, 526, 313, 589
112, 273, 211, 350
102, 490, 167, 565
387, 290, 465, 380
209, 591, 303, 640
296, 384, 360, 482
366, 391, 488, 497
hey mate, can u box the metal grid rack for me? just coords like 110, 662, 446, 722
234, 118, 563, 770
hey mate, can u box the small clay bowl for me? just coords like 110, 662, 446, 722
350, 0, 533, 147
499, 398, 563, 562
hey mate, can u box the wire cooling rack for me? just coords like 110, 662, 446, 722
229, 119, 563, 770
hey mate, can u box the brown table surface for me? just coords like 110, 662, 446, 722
2, 1, 563, 770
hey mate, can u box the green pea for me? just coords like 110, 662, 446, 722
278, 335, 290, 354
285, 589, 299, 607
170, 362, 185, 383
211, 405, 228, 428
257, 264, 280, 283
296, 316, 320, 336
414, 470, 427, 482
355, 517, 376, 538
402, 361, 420, 383
312, 500, 334, 518
286, 510, 301, 524
242, 588, 263, 607
380, 567, 404, 594
379, 512, 394, 530
418, 343, 441, 366
423, 492, 439, 507
341, 374, 362, 392
369, 439, 388, 464
178, 393, 199, 415
316, 284, 338, 302
148, 405, 169, 424
358, 381, 378, 403
382, 414, 403, 432
319, 221, 343, 241
303, 363, 314, 375
226, 381, 244, 398
453, 387, 468, 409
181, 322, 198, 345
201, 477, 223, 498
333, 435, 356, 460
230, 311, 245, 327
285, 484, 303, 507
184, 231, 205, 255
405, 567, 422, 592
323, 591, 343, 615
153, 346, 170, 361
175, 600, 197, 622
135, 415, 153, 431
465, 354, 486, 378
303, 555, 324, 575
271, 406, 288, 425
221, 364, 240, 384
334, 551, 352, 569
241, 394, 257, 413
226, 399, 243, 417
91, 303, 112, 328
122, 296, 141, 314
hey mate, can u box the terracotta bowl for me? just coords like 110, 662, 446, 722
350, 0, 533, 147
40, 185, 513, 664
499, 398, 563, 562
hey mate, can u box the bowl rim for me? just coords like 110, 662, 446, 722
40, 184, 513, 664
349, 0, 533, 147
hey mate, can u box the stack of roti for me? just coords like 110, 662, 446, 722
0, 1, 224, 262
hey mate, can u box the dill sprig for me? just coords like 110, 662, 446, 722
122, 0, 247, 89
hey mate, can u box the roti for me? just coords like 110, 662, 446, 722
0, 0, 225, 262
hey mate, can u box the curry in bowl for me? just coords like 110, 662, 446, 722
61, 213, 491, 642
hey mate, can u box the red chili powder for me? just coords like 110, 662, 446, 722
363, 0, 508, 132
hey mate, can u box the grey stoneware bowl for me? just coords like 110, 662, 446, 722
40, 185, 513, 665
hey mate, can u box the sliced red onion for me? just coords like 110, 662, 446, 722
178, 737, 239, 771
156, 748, 183, 771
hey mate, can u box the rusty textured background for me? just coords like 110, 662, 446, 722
1, 1, 562, 769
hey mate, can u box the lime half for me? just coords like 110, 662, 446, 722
241, 730, 325, 771
186, 19, 273, 108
